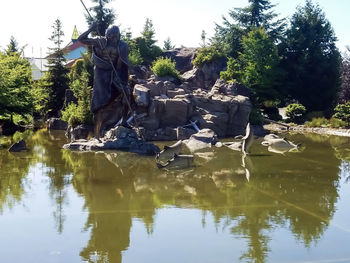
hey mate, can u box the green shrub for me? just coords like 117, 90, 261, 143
286, 103, 306, 123
151, 57, 180, 79
305, 117, 328, 127
61, 103, 92, 127
193, 46, 225, 67
333, 102, 350, 126
129, 48, 143, 66
329, 117, 347, 128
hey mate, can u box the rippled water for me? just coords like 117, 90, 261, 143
0, 130, 350, 263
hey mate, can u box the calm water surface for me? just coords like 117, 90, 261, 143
0, 130, 350, 263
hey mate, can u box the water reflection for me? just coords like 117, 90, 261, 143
0, 130, 349, 262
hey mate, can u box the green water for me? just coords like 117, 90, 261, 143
0, 130, 350, 263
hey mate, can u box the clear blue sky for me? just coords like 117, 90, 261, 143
0, 0, 349, 57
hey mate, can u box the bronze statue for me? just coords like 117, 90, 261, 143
78, 22, 131, 139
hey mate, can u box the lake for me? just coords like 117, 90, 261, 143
0, 130, 350, 263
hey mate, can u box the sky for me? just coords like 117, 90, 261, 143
0, 0, 349, 58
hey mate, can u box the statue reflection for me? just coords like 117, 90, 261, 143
60, 135, 341, 263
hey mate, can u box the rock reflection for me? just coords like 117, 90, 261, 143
0, 130, 343, 263
59, 135, 341, 263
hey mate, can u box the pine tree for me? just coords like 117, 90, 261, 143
85, 0, 116, 36
141, 18, 157, 48
6, 36, 19, 55
340, 47, 350, 103
220, 28, 281, 106
163, 37, 175, 51
45, 19, 70, 116
213, 0, 285, 57
200, 30, 207, 47
281, 0, 341, 112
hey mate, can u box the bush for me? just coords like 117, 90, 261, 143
193, 46, 225, 67
286, 103, 306, 123
329, 117, 347, 128
333, 102, 350, 126
305, 117, 328, 127
151, 57, 180, 79
61, 103, 92, 127
129, 48, 143, 66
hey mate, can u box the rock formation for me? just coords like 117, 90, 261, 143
129, 48, 252, 141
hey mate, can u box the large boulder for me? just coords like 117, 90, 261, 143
184, 129, 218, 152
9, 140, 27, 152
163, 48, 198, 73
133, 84, 150, 107
47, 118, 68, 130
160, 98, 192, 127
129, 65, 152, 80
63, 126, 160, 155
182, 58, 227, 90
66, 124, 93, 141
210, 79, 250, 97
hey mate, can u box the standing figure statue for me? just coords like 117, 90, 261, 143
78, 22, 131, 139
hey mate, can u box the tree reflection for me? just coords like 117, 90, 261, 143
0, 131, 36, 213
31, 129, 73, 233
57, 133, 342, 263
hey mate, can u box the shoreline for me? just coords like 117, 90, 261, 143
264, 123, 350, 137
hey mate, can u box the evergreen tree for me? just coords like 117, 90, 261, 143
85, 0, 116, 36
141, 18, 157, 48
163, 37, 175, 51
200, 30, 207, 47
213, 0, 285, 57
135, 18, 162, 65
340, 47, 350, 103
6, 36, 19, 55
281, 0, 341, 112
221, 27, 281, 106
45, 19, 69, 116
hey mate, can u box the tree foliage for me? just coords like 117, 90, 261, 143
220, 28, 281, 106
163, 37, 175, 51
45, 19, 70, 116
212, 0, 285, 57
0, 51, 34, 119
6, 36, 19, 55
280, 0, 341, 112
141, 18, 157, 48
339, 47, 350, 103
85, 0, 116, 36
333, 102, 350, 126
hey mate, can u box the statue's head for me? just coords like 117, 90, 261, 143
106, 25, 120, 44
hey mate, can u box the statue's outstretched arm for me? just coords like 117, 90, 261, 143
78, 22, 99, 46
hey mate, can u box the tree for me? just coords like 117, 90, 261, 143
220, 27, 281, 106
0, 51, 34, 120
135, 18, 162, 65
212, 0, 285, 57
141, 18, 157, 48
200, 30, 207, 47
281, 0, 341, 113
45, 19, 70, 116
85, 0, 116, 36
6, 36, 19, 54
163, 37, 175, 51
339, 47, 350, 103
